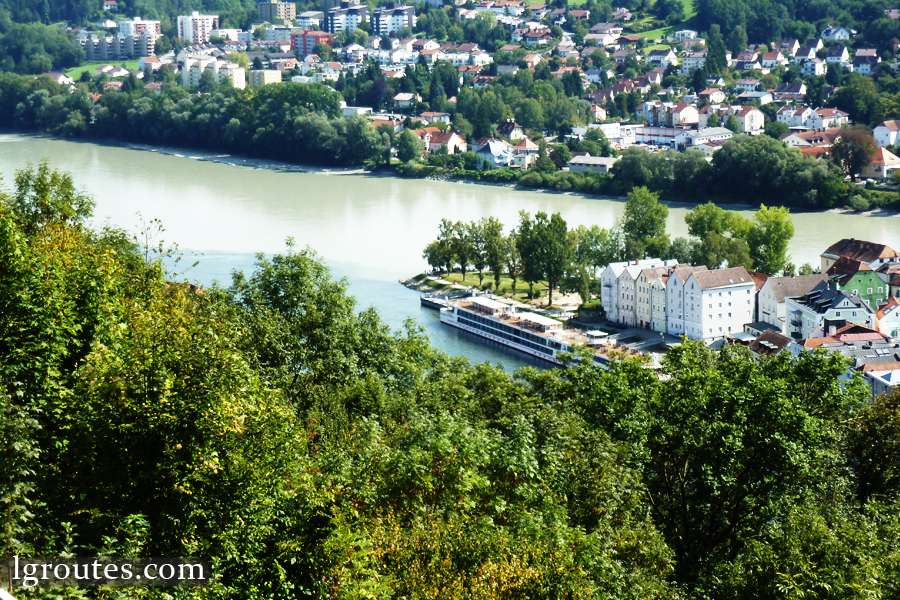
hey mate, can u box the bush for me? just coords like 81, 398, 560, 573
849, 194, 871, 212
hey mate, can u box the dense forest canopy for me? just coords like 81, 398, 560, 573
1, 161, 900, 598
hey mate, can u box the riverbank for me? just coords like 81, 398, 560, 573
400, 272, 584, 312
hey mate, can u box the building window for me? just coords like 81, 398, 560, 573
836, 311, 841, 317
868, 288, 873, 294
879, 287, 884, 293
853, 289, 858, 295
729, 313, 732, 317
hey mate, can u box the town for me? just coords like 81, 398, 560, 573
17, 0, 900, 198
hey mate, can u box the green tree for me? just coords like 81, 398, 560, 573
621, 187, 669, 258
706, 112, 720, 128
726, 25, 748, 57
748, 204, 795, 275
482, 217, 506, 290
706, 24, 727, 75
831, 125, 877, 182
724, 114, 739, 133
397, 128, 423, 162
534, 211, 571, 307
763, 120, 789, 139
516, 211, 543, 298
8, 159, 95, 232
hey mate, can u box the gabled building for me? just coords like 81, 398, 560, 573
821, 238, 900, 272
665, 265, 710, 337
827, 256, 889, 309
821, 25, 853, 41
863, 147, 900, 180
876, 296, 900, 338
680, 267, 756, 341
874, 120, 900, 147
786, 280, 876, 339
757, 274, 830, 333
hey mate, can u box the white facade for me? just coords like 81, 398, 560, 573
604, 258, 676, 325
183, 57, 245, 89
178, 12, 219, 44
874, 120, 900, 147
682, 268, 756, 341
785, 285, 875, 340
757, 274, 829, 334
119, 17, 161, 38
372, 5, 416, 36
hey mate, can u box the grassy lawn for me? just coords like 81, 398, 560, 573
428, 271, 552, 303
66, 60, 141, 80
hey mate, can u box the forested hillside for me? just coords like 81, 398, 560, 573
0, 0, 257, 27
694, 0, 898, 44
2, 162, 900, 598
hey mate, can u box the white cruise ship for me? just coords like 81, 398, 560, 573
440, 296, 645, 367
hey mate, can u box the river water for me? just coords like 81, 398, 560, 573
2, 134, 899, 369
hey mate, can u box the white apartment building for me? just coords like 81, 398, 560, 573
757, 274, 829, 333
372, 4, 416, 36
118, 17, 161, 38
325, 1, 369, 33
682, 267, 756, 341
248, 69, 283, 86
183, 57, 246, 89
665, 265, 709, 337
178, 12, 220, 44
600, 261, 630, 324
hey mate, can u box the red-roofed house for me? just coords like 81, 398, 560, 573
875, 119, 900, 147
427, 131, 467, 154
863, 147, 900, 180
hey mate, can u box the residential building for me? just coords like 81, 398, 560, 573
81, 33, 157, 60
820, 238, 900, 272
640, 101, 699, 127
647, 48, 677, 67
733, 78, 760, 92
427, 132, 467, 154
393, 92, 420, 108
785, 281, 876, 339
177, 12, 220, 44
41, 73, 74, 86
290, 29, 334, 55
602, 259, 672, 323
372, 3, 415, 36
757, 274, 830, 333
747, 329, 794, 356
674, 29, 697, 41
617, 260, 679, 327
297, 11, 324, 27
325, 1, 369, 33
680, 267, 756, 341
248, 69, 283, 86
681, 51, 707, 72
810, 108, 849, 129
761, 51, 787, 68
825, 45, 850, 64
118, 17, 161, 39
853, 54, 880, 75
821, 25, 853, 40
874, 120, 900, 147
636, 265, 674, 331
419, 111, 450, 124
665, 265, 709, 337
801, 57, 825, 76
698, 87, 726, 103
183, 57, 245, 89
258, 0, 297, 22
827, 256, 889, 309
863, 147, 900, 180
776, 105, 815, 128
876, 296, 900, 338
867, 368, 900, 399
781, 128, 842, 148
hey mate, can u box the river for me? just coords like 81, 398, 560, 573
2, 134, 899, 370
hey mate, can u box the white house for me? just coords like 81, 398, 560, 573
810, 108, 849, 129
757, 274, 829, 333
874, 120, 900, 147
674, 29, 697, 41
617, 260, 678, 327
821, 25, 853, 41
602, 258, 674, 323
876, 296, 900, 338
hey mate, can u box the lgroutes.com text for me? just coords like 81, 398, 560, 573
3, 557, 210, 588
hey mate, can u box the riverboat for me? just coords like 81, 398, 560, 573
439, 296, 647, 368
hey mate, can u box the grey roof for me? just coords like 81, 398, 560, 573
690, 267, 752, 290
680, 127, 733, 139
671, 264, 708, 282
794, 281, 870, 313
764, 274, 830, 303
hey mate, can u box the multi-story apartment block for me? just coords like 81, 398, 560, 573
757, 274, 829, 333
372, 3, 416, 36
665, 265, 709, 337
248, 69, 283, 86
604, 258, 677, 326
258, 0, 297, 22
177, 12, 220, 44
681, 267, 756, 341
325, 1, 369, 33
118, 17, 161, 39
183, 57, 246, 89
636, 265, 676, 331
785, 281, 876, 339
81, 33, 156, 60
290, 29, 335, 55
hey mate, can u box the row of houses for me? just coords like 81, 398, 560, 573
597, 239, 900, 344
